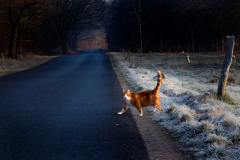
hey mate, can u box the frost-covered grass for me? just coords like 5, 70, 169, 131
0, 55, 58, 76
109, 52, 240, 160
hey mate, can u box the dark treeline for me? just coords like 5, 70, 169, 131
0, 0, 106, 58
105, 0, 240, 54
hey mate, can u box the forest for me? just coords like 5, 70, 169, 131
0, 0, 106, 58
105, 0, 240, 54
1, 0, 240, 59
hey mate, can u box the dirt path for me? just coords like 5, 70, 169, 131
109, 54, 194, 160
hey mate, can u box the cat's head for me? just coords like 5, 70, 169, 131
122, 89, 131, 100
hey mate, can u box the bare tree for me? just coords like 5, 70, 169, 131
2, 0, 46, 59
52, 0, 105, 55
127, 0, 155, 55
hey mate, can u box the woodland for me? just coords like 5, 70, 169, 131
105, 0, 240, 54
1, 0, 240, 59
0, 0, 106, 58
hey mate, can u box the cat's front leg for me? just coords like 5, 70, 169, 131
117, 102, 128, 115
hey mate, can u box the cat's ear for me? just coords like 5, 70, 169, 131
127, 90, 130, 94
122, 89, 124, 92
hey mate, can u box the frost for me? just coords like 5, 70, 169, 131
110, 52, 240, 160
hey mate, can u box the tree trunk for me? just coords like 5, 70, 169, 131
72, 34, 78, 51
191, 32, 194, 52
160, 37, 163, 52
8, 26, 18, 59
216, 37, 220, 52
212, 38, 215, 51
222, 37, 225, 52
188, 42, 190, 52
168, 39, 171, 52
61, 36, 68, 55
165, 41, 167, 52
139, 23, 143, 56
217, 36, 234, 97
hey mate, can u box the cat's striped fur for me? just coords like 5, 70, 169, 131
118, 71, 164, 116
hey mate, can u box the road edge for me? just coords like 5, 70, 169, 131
0, 56, 59, 77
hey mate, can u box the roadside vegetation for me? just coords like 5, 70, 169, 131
0, 55, 58, 76
109, 52, 240, 160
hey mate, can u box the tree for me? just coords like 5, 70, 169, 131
105, 0, 240, 53
131, 0, 156, 55
52, 0, 105, 55
3, 0, 46, 59
0, 0, 10, 58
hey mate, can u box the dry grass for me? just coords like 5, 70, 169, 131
209, 90, 238, 105
0, 55, 59, 76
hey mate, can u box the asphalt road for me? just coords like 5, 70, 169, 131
0, 49, 149, 160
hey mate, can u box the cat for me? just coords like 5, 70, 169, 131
118, 71, 164, 116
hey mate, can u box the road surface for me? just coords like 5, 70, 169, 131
0, 49, 149, 160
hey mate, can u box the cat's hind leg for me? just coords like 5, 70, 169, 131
137, 107, 143, 116
135, 102, 143, 116
153, 106, 158, 112
154, 103, 161, 113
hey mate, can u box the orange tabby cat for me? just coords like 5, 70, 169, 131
118, 71, 164, 116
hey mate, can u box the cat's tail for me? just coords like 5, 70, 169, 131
154, 71, 164, 92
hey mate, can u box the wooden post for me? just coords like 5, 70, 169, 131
128, 50, 130, 62
1, 53, 4, 59
160, 37, 163, 52
182, 51, 184, 85
222, 37, 225, 52
217, 36, 235, 97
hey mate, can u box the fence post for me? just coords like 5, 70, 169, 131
0, 53, 4, 59
128, 50, 130, 62
217, 36, 235, 97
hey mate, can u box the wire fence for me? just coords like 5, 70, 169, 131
120, 51, 240, 85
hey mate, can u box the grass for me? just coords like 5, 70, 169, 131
166, 105, 176, 113
229, 132, 240, 143
201, 122, 213, 132
206, 133, 231, 146
109, 52, 240, 160
194, 122, 213, 135
180, 114, 191, 122
0, 55, 58, 76
136, 86, 144, 92
209, 90, 238, 105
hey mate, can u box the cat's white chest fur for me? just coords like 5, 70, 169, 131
123, 94, 132, 106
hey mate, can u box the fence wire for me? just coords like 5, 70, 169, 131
120, 51, 240, 85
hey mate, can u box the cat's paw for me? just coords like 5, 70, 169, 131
139, 113, 143, 116
117, 112, 122, 115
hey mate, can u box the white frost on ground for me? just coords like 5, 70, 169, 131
110, 52, 240, 160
